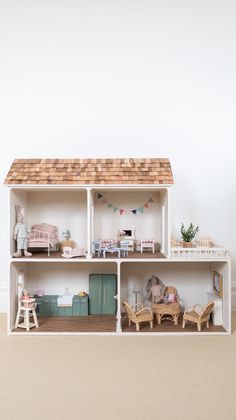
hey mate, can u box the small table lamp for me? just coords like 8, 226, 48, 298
133, 283, 141, 309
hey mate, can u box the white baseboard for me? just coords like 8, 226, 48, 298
0, 288, 7, 313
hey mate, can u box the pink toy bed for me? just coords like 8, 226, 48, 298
28, 223, 59, 256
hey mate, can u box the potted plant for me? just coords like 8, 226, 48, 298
180, 223, 199, 248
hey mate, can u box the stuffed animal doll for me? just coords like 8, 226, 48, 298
150, 284, 164, 303
21, 290, 34, 308
145, 275, 165, 303
13, 205, 32, 258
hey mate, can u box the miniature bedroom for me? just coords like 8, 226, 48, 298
10, 188, 87, 259
120, 261, 230, 334
10, 261, 117, 333
91, 188, 169, 258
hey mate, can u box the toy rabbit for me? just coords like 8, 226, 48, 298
13, 205, 32, 257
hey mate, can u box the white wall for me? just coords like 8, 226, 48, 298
28, 190, 87, 248
121, 262, 212, 308
0, 0, 236, 310
94, 190, 162, 242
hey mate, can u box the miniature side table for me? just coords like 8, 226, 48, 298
206, 292, 223, 325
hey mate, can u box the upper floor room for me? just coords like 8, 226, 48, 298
5, 158, 173, 260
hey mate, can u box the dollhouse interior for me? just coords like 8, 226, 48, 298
92, 188, 169, 258
11, 262, 117, 333
5, 158, 231, 335
10, 188, 87, 256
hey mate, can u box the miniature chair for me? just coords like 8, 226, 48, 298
140, 239, 155, 253
198, 235, 212, 248
182, 302, 214, 332
92, 241, 103, 257
152, 286, 180, 325
123, 301, 153, 331
15, 298, 39, 332
120, 240, 129, 257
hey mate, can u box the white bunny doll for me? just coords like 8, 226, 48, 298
13, 205, 32, 257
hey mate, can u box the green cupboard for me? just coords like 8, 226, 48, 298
36, 295, 58, 317
89, 274, 117, 315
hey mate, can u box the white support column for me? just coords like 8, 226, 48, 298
167, 187, 171, 258
116, 261, 122, 333
91, 190, 94, 246
161, 205, 165, 254
87, 188, 92, 259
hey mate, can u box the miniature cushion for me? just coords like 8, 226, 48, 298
168, 293, 176, 303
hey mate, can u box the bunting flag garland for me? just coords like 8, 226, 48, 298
96, 193, 156, 215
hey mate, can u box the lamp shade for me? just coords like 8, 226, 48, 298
133, 283, 141, 294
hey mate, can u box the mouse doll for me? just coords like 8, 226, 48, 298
145, 275, 165, 304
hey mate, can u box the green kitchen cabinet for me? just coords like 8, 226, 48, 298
72, 296, 88, 316
49, 296, 58, 316
36, 295, 58, 317
57, 306, 73, 316
89, 274, 117, 315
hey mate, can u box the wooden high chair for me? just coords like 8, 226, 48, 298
15, 298, 39, 332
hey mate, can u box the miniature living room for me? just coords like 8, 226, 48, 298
121, 261, 230, 334
11, 261, 117, 333
10, 188, 87, 259
92, 188, 169, 258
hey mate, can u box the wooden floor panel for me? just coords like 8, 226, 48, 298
93, 251, 165, 259
15, 251, 165, 260
14, 314, 226, 334
122, 313, 226, 333
14, 315, 116, 333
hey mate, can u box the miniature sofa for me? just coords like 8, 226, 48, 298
28, 223, 59, 256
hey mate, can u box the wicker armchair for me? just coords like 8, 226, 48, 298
182, 302, 214, 332
152, 286, 180, 325
123, 301, 153, 331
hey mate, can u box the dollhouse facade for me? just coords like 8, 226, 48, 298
5, 158, 231, 335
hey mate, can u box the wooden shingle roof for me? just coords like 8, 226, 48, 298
4, 158, 174, 185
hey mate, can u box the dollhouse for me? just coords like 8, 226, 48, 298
4, 158, 231, 335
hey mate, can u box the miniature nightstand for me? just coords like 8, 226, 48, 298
206, 292, 223, 325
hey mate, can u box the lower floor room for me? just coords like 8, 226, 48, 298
10, 259, 230, 335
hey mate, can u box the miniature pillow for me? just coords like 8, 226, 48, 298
168, 293, 176, 303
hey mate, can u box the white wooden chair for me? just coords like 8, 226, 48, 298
15, 298, 39, 332
140, 239, 155, 253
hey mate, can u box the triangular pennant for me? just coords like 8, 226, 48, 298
137, 207, 144, 213
148, 197, 154, 203
113, 207, 119, 212
132, 209, 137, 215
97, 193, 103, 199
125, 210, 130, 215
120, 209, 124, 215
144, 202, 149, 208
107, 203, 113, 208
